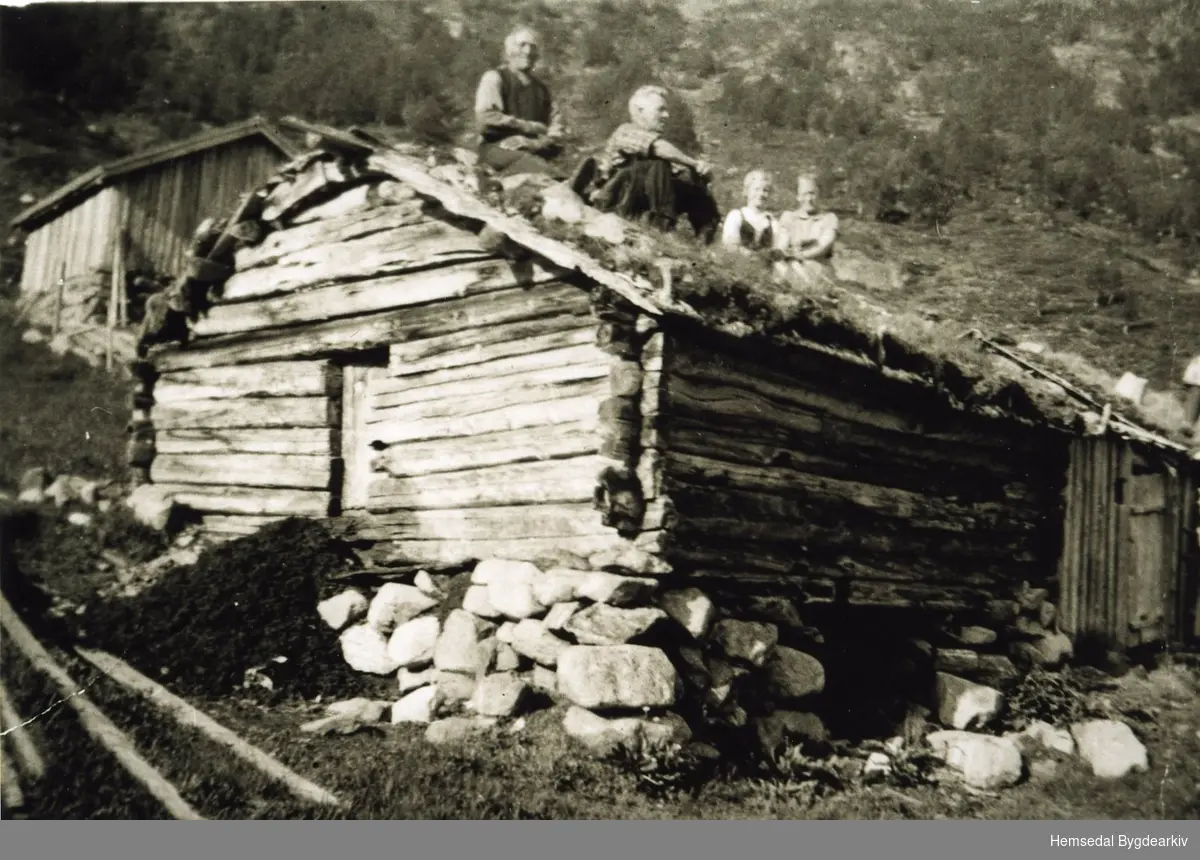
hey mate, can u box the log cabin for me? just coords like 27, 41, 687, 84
129, 122, 1200, 656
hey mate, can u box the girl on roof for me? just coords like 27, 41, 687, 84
720, 170, 779, 253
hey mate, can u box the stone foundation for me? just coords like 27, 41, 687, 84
317, 557, 830, 755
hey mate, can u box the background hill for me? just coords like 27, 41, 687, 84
2, 0, 1198, 390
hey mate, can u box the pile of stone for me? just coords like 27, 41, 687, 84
918, 662, 1151, 790
316, 559, 828, 754
14, 466, 116, 526
927, 581, 1074, 691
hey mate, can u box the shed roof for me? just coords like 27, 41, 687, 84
157, 118, 1200, 458
10, 116, 302, 231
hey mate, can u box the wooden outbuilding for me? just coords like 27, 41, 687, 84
131, 124, 1200, 657
9, 117, 299, 365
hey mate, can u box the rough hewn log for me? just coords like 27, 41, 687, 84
0, 680, 45, 782
667, 372, 826, 431
669, 515, 1034, 565
154, 428, 337, 456
151, 396, 335, 429
0, 594, 204, 820
151, 484, 332, 516
219, 221, 495, 303
637, 449, 664, 498
387, 320, 596, 377
369, 349, 609, 413
609, 359, 643, 397
367, 385, 605, 447
154, 361, 338, 402
669, 341, 1047, 454
663, 451, 1043, 527
667, 540, 1011, 588
369, 150, 664, 317
366, 533, 631, 567
287, 181, 417, 226
663, 475, 1043, 535
683, 570, 991, 611
372, 421, 598, 478
151, 282, 587, 372
367, 376, 608, 428
339, 502, 613, 541
235, 199, 428, 271
74, 647, 345, 809
200, 514, 291, 535
150, 454, 333, 490
366, 455, 604, 511
196, 259, 565, 338
377, 340, 606, 400
665, 424, 1038, 502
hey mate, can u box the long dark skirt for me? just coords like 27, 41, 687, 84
591, 158, 721, 244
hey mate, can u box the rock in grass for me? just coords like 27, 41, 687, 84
392, 686, 441, 724
339, 624, 401, 675
125, 484, 175, 531
926, 730, 1024, 790
326, 697, 389, 723
318, 590, 369, 632
935, 672, 1003, 730
425, 716, 497, 745
1071, 720, 1148, 779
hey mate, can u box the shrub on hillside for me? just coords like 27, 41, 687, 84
75, 518, 380, 701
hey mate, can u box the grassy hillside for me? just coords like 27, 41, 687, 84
2, 0, 1198, 391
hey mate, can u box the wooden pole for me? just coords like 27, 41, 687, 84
0, 595, 204, 820
51, 262, 66, 338
74, 646, 346, 810
0, 679, 46, 781
1, 739, 26, 815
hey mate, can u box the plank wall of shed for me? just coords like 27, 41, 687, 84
647, 327, 1071, 611
147, 180, 638, 562
18, 187, 118, 327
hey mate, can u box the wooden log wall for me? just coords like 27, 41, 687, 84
146, 174, 663, 565
649, 325, 1071, 611
355, 283, 645, 569
147, 359, 343, 537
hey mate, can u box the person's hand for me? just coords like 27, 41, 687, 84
522, 120, 549, 136
695, 159, 713, 178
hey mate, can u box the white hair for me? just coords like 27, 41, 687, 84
628, 85, 669, 120
504, 26, 540, 58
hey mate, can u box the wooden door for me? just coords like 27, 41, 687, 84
1125, 468, 1169, 646
340, 364, 388, 511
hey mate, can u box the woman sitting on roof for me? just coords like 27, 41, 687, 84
576, 85, 722, 244
720, 170, 779, 253
773, 173, 838, 288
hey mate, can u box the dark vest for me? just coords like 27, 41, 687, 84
482, 67, 552, 143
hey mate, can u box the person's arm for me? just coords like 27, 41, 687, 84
475, 70, 547, 137
720, 209, 745, 249
649, 139, 712, 177
795, 213, 838, 260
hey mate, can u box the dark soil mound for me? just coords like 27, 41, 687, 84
76, 517, 381, 701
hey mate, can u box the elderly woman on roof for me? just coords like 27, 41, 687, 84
576, 85, 722, 244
